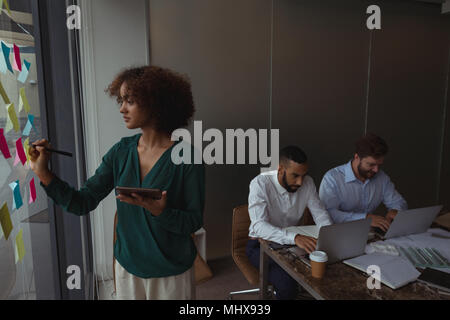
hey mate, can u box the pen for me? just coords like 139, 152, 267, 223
31, 144, 73, 157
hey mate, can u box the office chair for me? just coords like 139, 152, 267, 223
229, 205, 275, 299
229, 205, 315, 300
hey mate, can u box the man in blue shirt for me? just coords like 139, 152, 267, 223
319, 133, 407, 231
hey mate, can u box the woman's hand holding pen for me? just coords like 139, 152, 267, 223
29, 139, 54, 186
116, 191, 168, 216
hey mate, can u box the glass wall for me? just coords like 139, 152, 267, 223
0, 0, 56, 300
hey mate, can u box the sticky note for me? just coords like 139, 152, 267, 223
23, 137, 30, 164
0, 44, 6, 73
0, 79, 10, 104
9, 180, 23, 210
17, 60, 31, 84
13, 149, 20, 166
15, 138, 27, 166
12, 44, 21, 71
1, 41, 13, 73
19, 87, 31, 113
22, 114, 35, 136
3, 0, 11, 15
16, 229, 26, 263
29, 178, 36, 204
7, 104, 20, 133
0, 202, 13, 240
0, 128, 11, 159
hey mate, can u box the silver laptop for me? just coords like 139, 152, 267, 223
382, 205, 443, 239
316, 219, 372, 263
289, 219, 371, 265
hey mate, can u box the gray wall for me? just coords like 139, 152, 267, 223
149, 0, 450, 259
149, 0, 272, 259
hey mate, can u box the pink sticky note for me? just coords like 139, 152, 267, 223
13, 44, 21, 72
29, 178, 36, 204
15, 138, 27, 166
0, 128, 11, 159
13, 151, 20, 166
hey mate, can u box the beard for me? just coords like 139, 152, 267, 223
357, 163, 377, 180
282, 172, 301, 193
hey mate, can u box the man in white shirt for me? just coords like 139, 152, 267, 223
246, 146, 333, 300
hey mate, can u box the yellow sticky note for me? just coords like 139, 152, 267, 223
7, 103, 20, 132
24, 137, 30, 164
19, 88, 31, 113
0, 80, 10, 104
3, 0, 11, 15
16, 229, 26, 263
0, 202, 13, 241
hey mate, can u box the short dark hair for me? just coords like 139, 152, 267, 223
280, 146, 308, 166
106, 65, 195, 135
355, 133, 388, 159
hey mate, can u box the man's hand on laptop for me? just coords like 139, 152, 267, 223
294, 234, 317, 254
385, 209, 398, 223
367, 214, 390, 232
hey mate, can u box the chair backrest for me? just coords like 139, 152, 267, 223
231, 205, 259, 286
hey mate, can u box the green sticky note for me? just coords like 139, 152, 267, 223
0, 203, 13, 240
0, 80, 10, 104
7, 103, 20, 132
16, 229, 26, 263
19, 87, 31, 113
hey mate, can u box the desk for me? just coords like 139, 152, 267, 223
258, 239, 450, 300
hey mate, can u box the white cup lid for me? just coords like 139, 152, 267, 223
310, 251, 328, 263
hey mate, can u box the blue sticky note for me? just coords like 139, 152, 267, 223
17, 60, 31, 83
22, 114, 34, 136
9, 180, 23, 210
1, 41, 13, 74
0, 48, 7, 74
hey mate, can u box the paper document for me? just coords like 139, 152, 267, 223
285, 225, 320, 239
344, 253, 420, 290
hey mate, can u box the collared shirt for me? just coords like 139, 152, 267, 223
318, 160, 407, 223
248, 170, 333, 245
41, 134, 205, 278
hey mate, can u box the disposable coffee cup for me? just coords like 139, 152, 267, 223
309, 251, 328, 279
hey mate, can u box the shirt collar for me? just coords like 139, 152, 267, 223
270, 171, 288, 195
344, 160, 358, 183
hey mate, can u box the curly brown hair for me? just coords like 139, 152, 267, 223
106, 66, 195, 135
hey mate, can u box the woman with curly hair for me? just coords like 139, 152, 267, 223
28, 66, 205, 300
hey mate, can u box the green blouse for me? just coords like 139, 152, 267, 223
41, 133, 205, 278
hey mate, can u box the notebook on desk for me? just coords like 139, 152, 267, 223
343, 253, 420, 290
